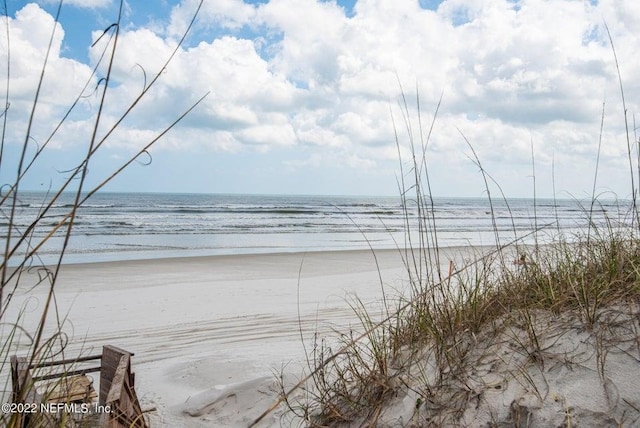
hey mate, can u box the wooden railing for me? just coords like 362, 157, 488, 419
10, 345, 148, 428
100, 346, 146, 428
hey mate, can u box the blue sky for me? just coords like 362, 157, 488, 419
1, 0, 639, 197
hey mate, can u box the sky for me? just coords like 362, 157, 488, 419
0, 0, 639, 198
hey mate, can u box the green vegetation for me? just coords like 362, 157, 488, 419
264, 63, 640, 428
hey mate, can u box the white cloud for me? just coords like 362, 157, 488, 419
167, 0, 256, 38
255, 0, 349, 85
0, 4, 95, 149
3, 0, 640, 196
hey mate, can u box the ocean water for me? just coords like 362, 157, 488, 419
1, 192, 632, 265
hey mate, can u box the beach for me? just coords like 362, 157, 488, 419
8, 247, 465, 426
4, 194, 636, 426
4, 0, 640, 424
4, 234, 640, 427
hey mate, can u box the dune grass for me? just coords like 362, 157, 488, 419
262, 72, 640, 427
277, 160, 640, 427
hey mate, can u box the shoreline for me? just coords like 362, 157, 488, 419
53, 243, 500, 268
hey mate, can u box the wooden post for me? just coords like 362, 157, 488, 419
100, 345, 147, 428
10, 355, 55, 427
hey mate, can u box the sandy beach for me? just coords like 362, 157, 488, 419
6, 248, 448, 426
3, 1, 639, 425
8, 243, 638, 427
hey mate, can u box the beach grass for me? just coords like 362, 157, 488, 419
264, 78, 640, 427
276, 173, 640, 427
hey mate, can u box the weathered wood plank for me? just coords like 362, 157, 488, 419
12, 345, 147, 427
33, 365, 101, 382
105, 355, 129, 405
39, 375, 97, 403
100, 345, 127, 406
28, 353, 102, 369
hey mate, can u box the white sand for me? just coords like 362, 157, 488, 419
3, 249, 430, 426
9, 246, 634, 427
368, 304, 640, 427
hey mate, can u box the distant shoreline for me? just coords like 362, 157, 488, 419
51, 244, 505, 269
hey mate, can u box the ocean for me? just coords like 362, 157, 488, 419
1, 192, 631, 265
